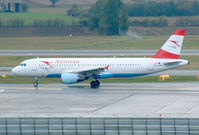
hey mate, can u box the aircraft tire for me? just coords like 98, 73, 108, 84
34, 82, 38, 88
96, 80, 100, 86
90, 80, 100, 88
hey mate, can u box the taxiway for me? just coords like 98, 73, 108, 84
0, 83, 199, 118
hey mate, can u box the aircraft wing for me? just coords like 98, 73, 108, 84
163, 61, 182, 66
63, 66, 109, 78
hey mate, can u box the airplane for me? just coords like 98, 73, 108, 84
12, 29, 188, 88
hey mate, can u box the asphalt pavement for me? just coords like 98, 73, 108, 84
0, 83, 199, 118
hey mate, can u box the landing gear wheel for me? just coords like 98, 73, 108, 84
34, 82, 38, 88
90, 80, 100, 88
34, 77, 39, 88
96, 80, 100, 86
90, 81, 96, 88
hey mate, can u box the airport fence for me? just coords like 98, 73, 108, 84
0, 117, 199, 135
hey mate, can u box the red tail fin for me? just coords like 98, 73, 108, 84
151, 29, 186, 59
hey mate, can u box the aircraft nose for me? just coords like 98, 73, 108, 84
12, 67, 20, 74
12, 67, 16, 74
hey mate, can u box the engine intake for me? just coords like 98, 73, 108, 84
61, 73, 79, 84
61, 73, 85, 84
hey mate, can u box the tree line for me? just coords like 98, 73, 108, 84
67, 0, 199, 35
131, 17, 168, 27
125, 0, 199, 16
88, 0, 129, 35
67, 0, 129, 35
1, 0, 199, 35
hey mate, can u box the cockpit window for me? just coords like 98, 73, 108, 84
20, 63, 26, 67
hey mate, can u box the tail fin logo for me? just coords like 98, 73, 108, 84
151, 29, 185, 59
170, 40, 180, 47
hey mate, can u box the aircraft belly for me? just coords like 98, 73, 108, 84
96, 73, 149, 78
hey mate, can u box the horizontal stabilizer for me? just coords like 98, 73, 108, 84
163, 61, 182, 66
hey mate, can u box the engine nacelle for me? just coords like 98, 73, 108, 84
61, 73, 79, 84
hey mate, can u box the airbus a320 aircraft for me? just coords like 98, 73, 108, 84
12, 29, 188, 88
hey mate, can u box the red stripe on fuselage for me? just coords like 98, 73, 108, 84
151, 49, 179, 59
41, 61, 54, 69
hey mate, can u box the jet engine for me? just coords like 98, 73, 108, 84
61, 73, 85, 84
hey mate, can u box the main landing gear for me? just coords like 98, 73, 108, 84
90, 80, 100, 88
34, 77, 39, 88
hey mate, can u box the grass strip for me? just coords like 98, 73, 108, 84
0, 35, 198, 50
0, 75, 198, 84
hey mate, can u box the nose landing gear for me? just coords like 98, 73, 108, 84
34, 77, 39, 88
90, 80, 100, 88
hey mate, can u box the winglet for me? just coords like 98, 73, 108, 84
105, 65, 109, 70
151, 29, 186, 59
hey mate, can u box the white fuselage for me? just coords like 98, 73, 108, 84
12, 57, 188, 79
11, 29, 188, 86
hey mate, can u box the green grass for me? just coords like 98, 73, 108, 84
0, 56, 35, 67
0, 35, 198, 50
29, 7, 71, 14
0, 8, 80, 26
0, 55, 198, 70
0, 75, 198, 84
0, 75, 61, 84
179, 56, 199, 70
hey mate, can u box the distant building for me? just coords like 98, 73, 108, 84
0, 0, 23, 12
